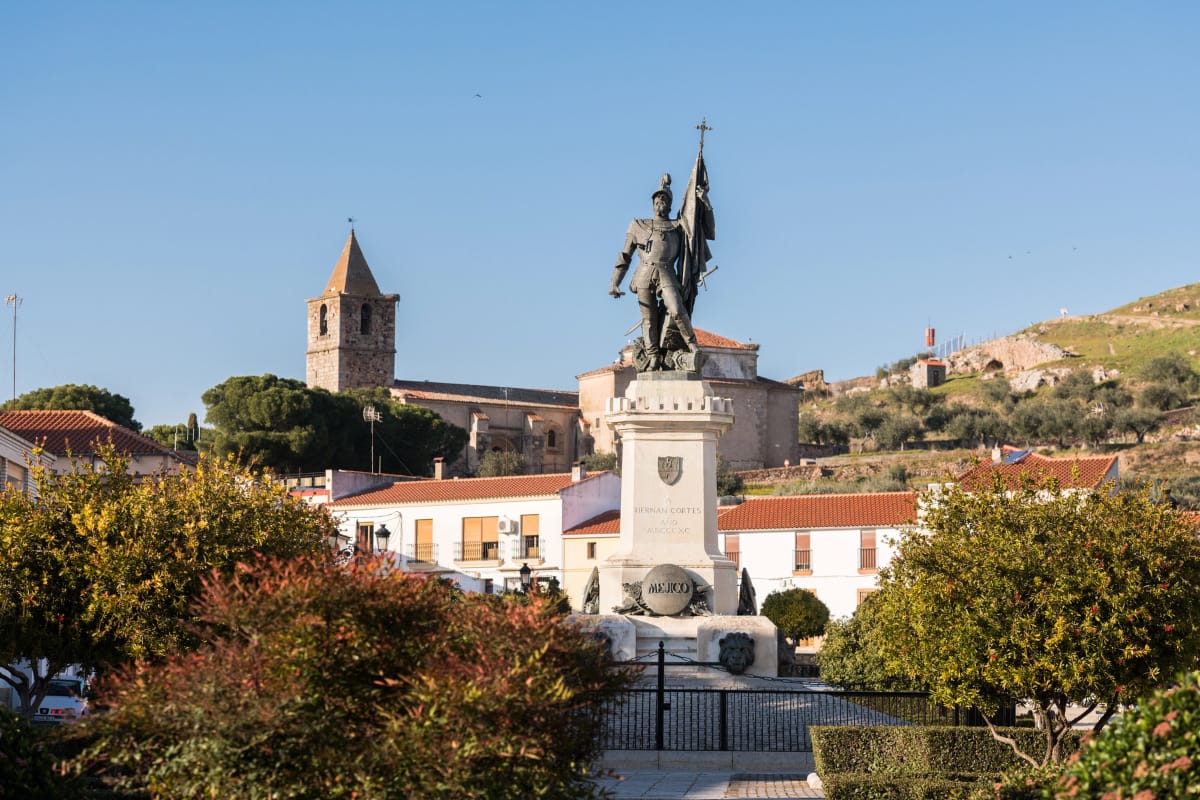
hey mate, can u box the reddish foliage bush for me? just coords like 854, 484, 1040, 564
69, 556, 631, 800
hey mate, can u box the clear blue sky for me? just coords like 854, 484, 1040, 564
2, 2, 1197, 429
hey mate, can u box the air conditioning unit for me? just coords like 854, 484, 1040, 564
497, 518, 516, 534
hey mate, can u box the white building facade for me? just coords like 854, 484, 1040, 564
329, 468, 619, 597
716, 492, 918, 620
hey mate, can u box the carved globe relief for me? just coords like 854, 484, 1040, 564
641, 564, 694, 616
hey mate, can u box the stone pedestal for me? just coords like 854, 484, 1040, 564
567, 614, 780, 679
581, 374, 777, 676
599, 374, 738, 616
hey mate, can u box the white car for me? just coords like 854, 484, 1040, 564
29, 676, 88, 725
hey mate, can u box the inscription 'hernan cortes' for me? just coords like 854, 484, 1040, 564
635, 506, 701, 514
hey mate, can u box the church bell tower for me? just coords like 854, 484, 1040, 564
305, 230, 399, 392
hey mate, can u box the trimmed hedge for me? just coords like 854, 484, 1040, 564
812, 726, 1082, 776
813, 726, 1085, 800
820, 774, 978, 800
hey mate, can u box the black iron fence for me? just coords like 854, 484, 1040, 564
596, 644, 1012, 753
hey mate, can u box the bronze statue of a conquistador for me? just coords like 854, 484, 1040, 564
609, 132, 716, 374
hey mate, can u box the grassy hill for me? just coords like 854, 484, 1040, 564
1022, 284, 1200, 375
773, 283, 1200, 504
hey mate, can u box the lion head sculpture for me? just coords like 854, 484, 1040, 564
718, 632, 756, 675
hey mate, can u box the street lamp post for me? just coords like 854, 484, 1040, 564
373, 524, 392, 553
519, 562, 532, 594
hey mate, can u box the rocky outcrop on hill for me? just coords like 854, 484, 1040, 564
945, 334, 1074, 375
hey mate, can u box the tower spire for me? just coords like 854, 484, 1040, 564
324, 229, 381, 296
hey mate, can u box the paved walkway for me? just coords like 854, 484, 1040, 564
594, 771, 822, 799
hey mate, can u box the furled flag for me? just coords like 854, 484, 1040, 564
676, 145, 716, 315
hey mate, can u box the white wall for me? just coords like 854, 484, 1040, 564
335, 495, 564, 592
560, 472, 621, 529
721, 526, 904, 621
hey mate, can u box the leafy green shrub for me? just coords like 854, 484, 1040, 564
477, 448, 527, 476
818, 594, 920, 691
579, 451, 617, 473
0, 707, 81, 798
966, 764, 1065, 800
1052, 670, 1200, 799
716, 455, 745, 496
761, 588, 829, 642
70, 555, 632, 800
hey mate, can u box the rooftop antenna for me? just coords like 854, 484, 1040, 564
5, 294, 20, 401
363, 405, 382, 473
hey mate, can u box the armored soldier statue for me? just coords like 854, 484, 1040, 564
609, 138, 716, 373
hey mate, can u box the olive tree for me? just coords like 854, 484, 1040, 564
874, 477, 1200, 766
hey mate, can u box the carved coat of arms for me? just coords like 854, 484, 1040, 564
658, 456, 682, 485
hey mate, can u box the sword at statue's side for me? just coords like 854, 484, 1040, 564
696, 264, 719, 291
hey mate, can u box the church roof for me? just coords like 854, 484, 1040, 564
0, 409, 175, 457
391, 380, 579, 409
323, 230, 382, 296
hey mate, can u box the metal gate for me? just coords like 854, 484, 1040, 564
598, 643, 1005, 753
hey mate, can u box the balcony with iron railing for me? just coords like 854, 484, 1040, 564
517, 537, 541, 561
859, 547, 877, 571
455, 540, 504, 563
405, 542, 439, 571
793, 549, 812, 573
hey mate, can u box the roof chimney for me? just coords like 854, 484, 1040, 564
433, 457, 445, 480
571, 461, 586, 482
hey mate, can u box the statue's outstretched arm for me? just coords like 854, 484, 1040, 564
610, 223, 638, 298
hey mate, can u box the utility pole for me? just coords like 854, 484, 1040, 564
5, 295, 20, 401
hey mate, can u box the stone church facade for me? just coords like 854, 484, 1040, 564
578, 331, 801, 471
305, 232, 586, 475
306, 233, 799, 475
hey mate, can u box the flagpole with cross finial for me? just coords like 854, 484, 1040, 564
695, 117, 712, 155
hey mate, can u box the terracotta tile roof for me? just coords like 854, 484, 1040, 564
563, 493, 917, 534
695, 329, 758, 351
332, 471, 610, 507
322, 230, 382, 296
717, 492, 918, 531
564, 509, 621, 534
391, 380, 579, 409
576, 364, 628, 379
956, 452, 1118, 491
0, 410, 174, 457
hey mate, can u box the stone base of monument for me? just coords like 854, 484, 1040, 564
570, 613, 778, 678
578, 370, 778, 677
